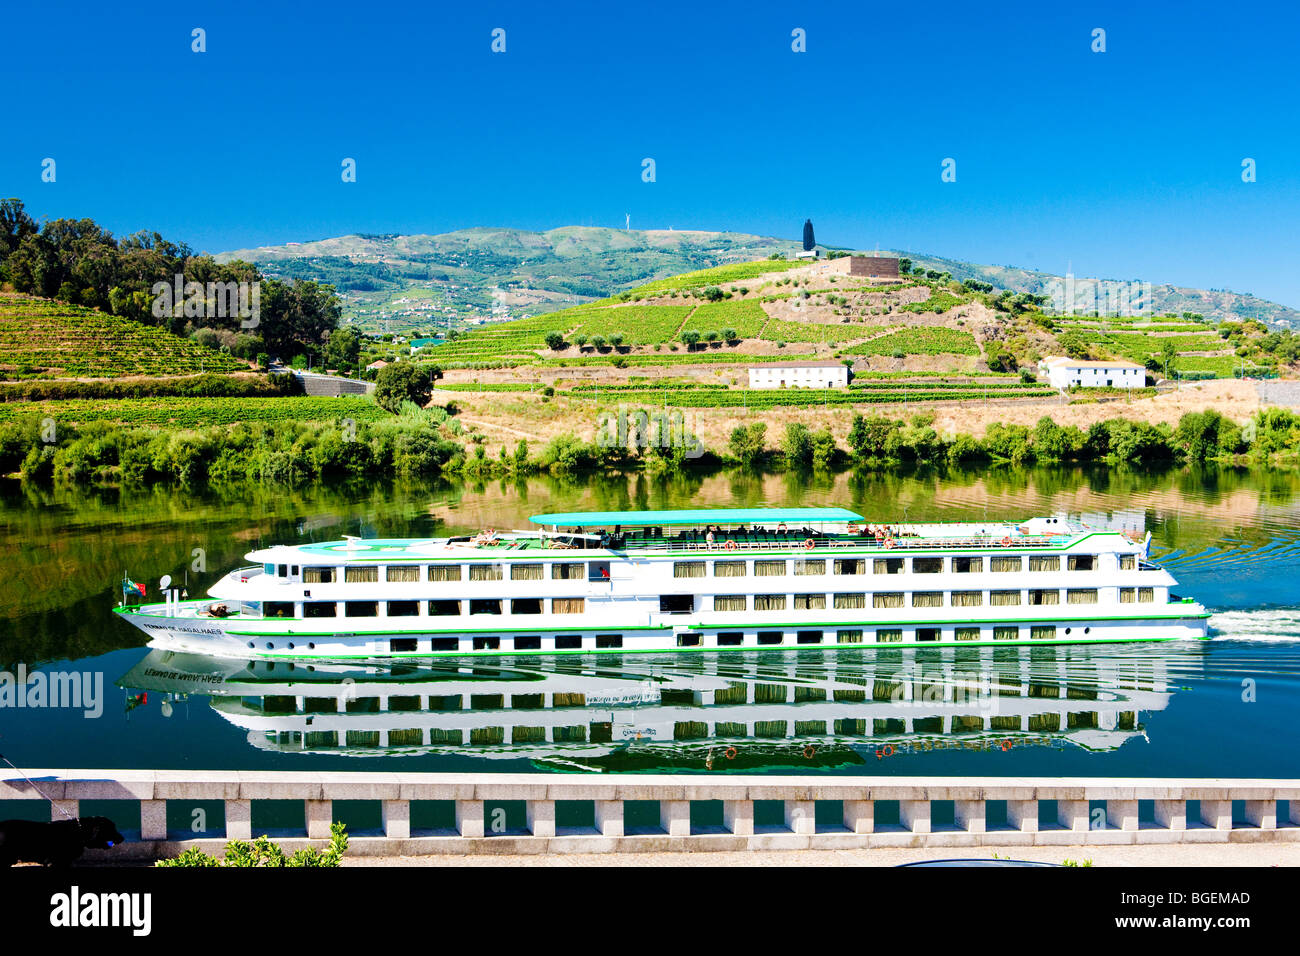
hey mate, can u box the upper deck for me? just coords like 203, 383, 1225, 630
244, 511, 1146, 565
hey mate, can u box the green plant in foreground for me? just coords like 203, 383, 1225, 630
156, 821, 349, 867
1061, 858, 1094, 867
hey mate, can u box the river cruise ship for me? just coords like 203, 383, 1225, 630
114, 508, 1210, 660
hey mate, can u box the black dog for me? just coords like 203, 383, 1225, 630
0, 817, 124, 867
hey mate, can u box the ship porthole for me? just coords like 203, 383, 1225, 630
1065, 627, 1071, 635
1084, 627, 1091, 634
266, 642, 273, 650
308, 642, 316, 650
247, 641, 254, 648
288, 642, 295, 650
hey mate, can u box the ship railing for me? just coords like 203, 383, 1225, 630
615, 532, 1066, 553
227, 566, 265, 583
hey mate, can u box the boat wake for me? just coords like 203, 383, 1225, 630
1207, 608, 1300, 642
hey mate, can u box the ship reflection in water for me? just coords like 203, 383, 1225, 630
117, 643, 1202, 773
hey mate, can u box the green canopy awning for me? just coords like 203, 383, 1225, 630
529, 507, 864, 528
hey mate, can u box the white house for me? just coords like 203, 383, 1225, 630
1040, 357, 1145, 389
749, 360, 849, 389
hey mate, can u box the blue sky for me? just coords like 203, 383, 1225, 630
4, 1, 1299, 307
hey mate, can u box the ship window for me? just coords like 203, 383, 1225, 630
428, 599, 460, 616
1029, 589, 1060, 606
555, 635, 583, 650
552, 562, 585, 580
264, 563, 275, 575
873, 592, 904, 609
1031, 625, 1057, 640
714, 595, 747, 612
717, 632, 744, 646
1067, 555, 1096, 571
875, 628, 903, 643
387, 600, 419, 617
677, 634, 702, 647
1030, 555, 1060, 572
1119, 554, 1137, 571
715, 560, 747, 577
291, 565, 299, 576
469, 564, 503, 581
596, 634, 623, 649
511, 598, 543, 615
673, 561, 706, 578
469, 599, 502, 615
993, 626, 1019, 641
834, 593, 865, 609
793, 593, 826, 610
588, 561, 611, 581
514, 636, 542, 651
755, 560, 787, 577
912, 557, 942, 574
303, 602, 337, 618
951, 590, 983, 607
473, 636, 500, 650
511, 563, 544, 581
990, 589, 1021, 606
912, 591, 943, 608
955, 627, 981, 642
874, 557, 904, 574
917, 628, 940, 642
386, 565, 420, 582
796, 630, 823, 645
1067, 589, 1098, 604
834, 558, 866, 575
1120, 587, 1135, 603
953, 556, 983, 573
303, 567, 334, 583
431, 638, 459, 651
344, 601, 378, 617
265, 601, 295, 618
757, 631, 784, 646
990, 555, 1022, 573
277, 564, 288, 577
344, 566, 379, 583
428, 564, 462, 582
837, 629, 864, 644
390, 638, 417, 653
794, 559, 825, 575
754, 594, 786, 611
552, 598, 585, 614
660, 594, 695, 614
1138, 587, 1154, 603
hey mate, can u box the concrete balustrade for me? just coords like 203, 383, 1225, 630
1, 770, 1297, 858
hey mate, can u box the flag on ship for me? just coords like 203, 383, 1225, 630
122, 578, 145, 597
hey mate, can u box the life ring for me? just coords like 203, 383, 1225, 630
803, 745, 816, 759
1000, 739, 1012, 751
884, 537, 895, 549
725, 539, 738, 552
804, 538, 815, 551
1000, 536, 1011, 547
883, 743, 894, 756
725, 746, 737, 760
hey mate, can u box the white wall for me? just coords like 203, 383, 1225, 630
748, 366, 848, 389
1046, 365, 1143, 389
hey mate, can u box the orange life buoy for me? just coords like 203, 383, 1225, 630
725, 746, 737, 760
1000, 536, 1011, 547
725, 539, 737, 552
882, 743, 894, 757
884, 537, 895, 549
803, 745, 816, 759
1000, 739, 1012, 751
804, 538, 815, 551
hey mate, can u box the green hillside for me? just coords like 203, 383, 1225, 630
218, 226, 1300, 333
0, 294, 244, 379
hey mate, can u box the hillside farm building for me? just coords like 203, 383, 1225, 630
1040, 357, 1145, 389
749, 360, 849, 389
849, 255, 901, 279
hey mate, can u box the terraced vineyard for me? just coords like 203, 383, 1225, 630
0, 295, 244, 378
0, 396, 384, 427
843, 328, 980, 356
625, 259, 804, 296
561, 382, 1054, 409
686, 299, 769, 338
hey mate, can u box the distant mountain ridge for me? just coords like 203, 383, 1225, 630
217, 227, 1297, 332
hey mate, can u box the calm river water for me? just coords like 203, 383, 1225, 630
2, 464, 1298, 783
